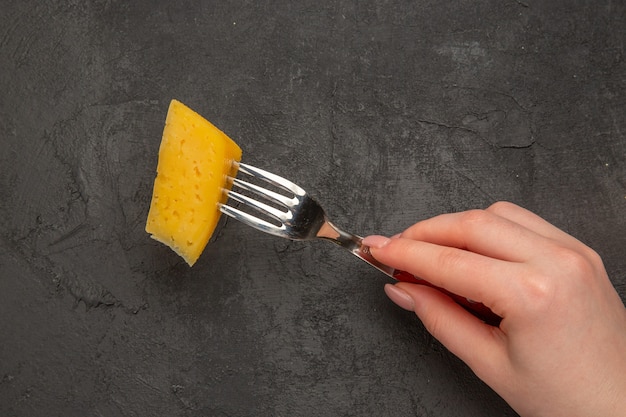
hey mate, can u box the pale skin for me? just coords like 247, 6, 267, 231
362, 201, 626, 417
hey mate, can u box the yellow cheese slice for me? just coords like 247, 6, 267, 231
146, 100, 242, 266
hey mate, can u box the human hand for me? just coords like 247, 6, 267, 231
363, 202, 626, 417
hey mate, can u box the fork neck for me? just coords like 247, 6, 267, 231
316, 220, 397, 277
316, 220, 362, 252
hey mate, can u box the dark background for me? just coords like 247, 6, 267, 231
1, 1, 625, 416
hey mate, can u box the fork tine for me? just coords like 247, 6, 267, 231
231, 177, 297, 208
219, 162, 314, 239
225, 188, 290, 222
219, 201, 286, 236
238, 163, 306, 196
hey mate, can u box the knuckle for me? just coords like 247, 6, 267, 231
458, 209, 502, 239
552, 245, 596, 278
581, 246, 604, 270
487, 201, 516, 215
519, 272, 558, 314
518, 245, 602, 316
459, 209, 494, 228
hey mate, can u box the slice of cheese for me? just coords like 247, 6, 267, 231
146, 99, 242, 266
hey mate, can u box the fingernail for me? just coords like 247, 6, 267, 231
362, 235, 391, 249
384, 284, 415, 312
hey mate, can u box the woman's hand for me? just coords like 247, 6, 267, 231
363, 202, 626, 417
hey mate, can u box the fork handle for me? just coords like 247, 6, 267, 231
357, 244, 501, 326
318, 221, 501, 325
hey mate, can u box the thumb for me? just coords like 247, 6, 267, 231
386, 282, 507, 384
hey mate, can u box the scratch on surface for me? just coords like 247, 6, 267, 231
417, 117, 505, 150
10, 8, 47, 69
47, 223, 88, 249
496, 139, 536, 149
417, 118, 475, 134
135, 375, 166, 395
172, 385, 197, 410
445, 164, 496, 202
0, 10, 22, 50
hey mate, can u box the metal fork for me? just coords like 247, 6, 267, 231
219, 162, 500, 325
219, 162, 396, 278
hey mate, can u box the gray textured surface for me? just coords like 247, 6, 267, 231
1, 1, 625, 416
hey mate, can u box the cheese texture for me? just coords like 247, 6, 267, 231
146, 100, 242, 266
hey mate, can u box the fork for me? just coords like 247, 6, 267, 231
219, 162, 501, 325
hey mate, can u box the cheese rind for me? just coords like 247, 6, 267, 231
146, 100, 242, 266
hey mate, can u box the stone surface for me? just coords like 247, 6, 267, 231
1, 1, 625, 416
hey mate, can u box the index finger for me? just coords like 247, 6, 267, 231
398, 207, 555, 263
365, 236, 520, 317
